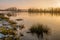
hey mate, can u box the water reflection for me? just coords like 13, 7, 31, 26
1, 11, 60, 17
28, 12, 60, 16
0, 11, 60, 40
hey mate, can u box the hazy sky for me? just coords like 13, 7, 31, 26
0, 0, 60, 9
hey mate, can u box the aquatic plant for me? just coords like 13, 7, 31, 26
8, 20, 16, 24
27, 24, 50, 40
0, 16, 9, 21
0, 27, 15, 35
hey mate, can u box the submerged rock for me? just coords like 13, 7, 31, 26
0, 33, 5, 38
16, 19, 23, 21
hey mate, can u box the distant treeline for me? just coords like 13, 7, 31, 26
4, 7, 22, 12
1, 7, 60, 13
0, 7, 27, 12
28, 8, 60, 13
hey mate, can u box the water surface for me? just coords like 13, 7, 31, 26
1, 11, 60, 40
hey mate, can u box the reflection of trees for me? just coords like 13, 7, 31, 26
28, 12, 60, 16
6, 12, 20, 17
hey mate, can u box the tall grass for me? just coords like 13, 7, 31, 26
28, 24, 50, 40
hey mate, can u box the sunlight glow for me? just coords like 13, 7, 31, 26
0, 0, 60, 9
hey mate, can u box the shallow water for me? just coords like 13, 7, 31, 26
1, 11, 60, 40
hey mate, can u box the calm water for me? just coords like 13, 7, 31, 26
1, 11, 60, 40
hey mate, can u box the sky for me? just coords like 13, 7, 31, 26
0, 0, 60, 9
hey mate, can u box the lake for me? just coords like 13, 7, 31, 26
0, 11, 60, 40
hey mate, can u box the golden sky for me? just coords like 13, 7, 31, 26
0, 0, 60, 9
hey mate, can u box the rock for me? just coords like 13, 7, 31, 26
0, 33, 5, 38
16, 19, 23, 21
